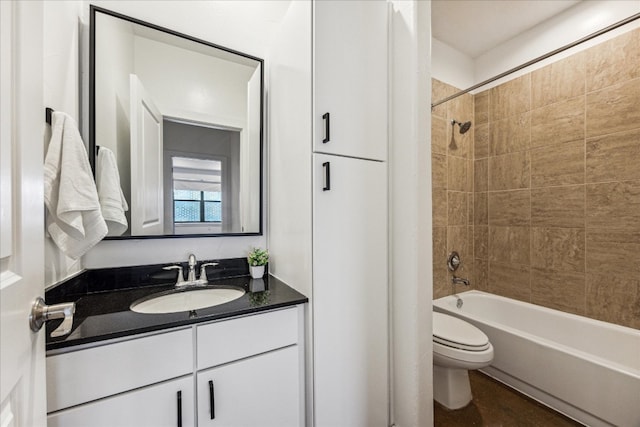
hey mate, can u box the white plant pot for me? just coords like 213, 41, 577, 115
250, 265, 265, 279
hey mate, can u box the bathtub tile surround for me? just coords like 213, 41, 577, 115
482, 25, 640, 329
531, 51, 586, 109
531, 97, 585, 148
489, 111, 530, 155
431, 79, 475, 299
432, 26, 640, 330
586, 28, 640, 90
489, 74, 530, 120
586, 128, 640, 182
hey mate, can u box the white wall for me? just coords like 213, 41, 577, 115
265, 1, 312, 423
432, 0, 640, 93
94, 12, 134, 208
266, 1, 312, 300
390, 1, 433, 426
475, 0, 640, 89
82, 1, 278, 269
37, 1, 287, 276
134, 36, 253, 128
85, 1, 290, 59
43, 1, 84, 285
94, 11, 133, 158
431, 38, 474, 89
243, 67, 262, 233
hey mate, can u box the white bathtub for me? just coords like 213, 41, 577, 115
433, 290, 640, 427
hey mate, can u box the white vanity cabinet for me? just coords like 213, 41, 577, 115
313, 0, 388, 161
46, 306, 305, 427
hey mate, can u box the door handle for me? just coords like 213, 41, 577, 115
322, 162, 331, 191
209, 380, 215, 419
322, 112, 330, 143
29, 297, 75, 338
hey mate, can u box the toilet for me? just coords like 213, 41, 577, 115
433, 312, 494, 409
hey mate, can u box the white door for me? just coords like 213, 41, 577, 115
313, 154, 388, 426
314, 0, 388, 161
0, 1, 47, 426
130, 74, 164, 235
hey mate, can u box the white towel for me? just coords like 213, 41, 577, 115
44, 111, 108, 259
96, 147, 129, 236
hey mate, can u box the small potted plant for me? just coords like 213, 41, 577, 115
247, 247, 269, 279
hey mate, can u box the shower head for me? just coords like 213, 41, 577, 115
451, 119, 472, 134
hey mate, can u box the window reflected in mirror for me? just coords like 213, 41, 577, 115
172, 157, 224, 233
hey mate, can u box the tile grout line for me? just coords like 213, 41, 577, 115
529, 73, 533, 304
583, 58, 588, 317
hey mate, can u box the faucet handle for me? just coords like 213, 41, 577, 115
163, 265, 185, 286
199, 262, 219, 283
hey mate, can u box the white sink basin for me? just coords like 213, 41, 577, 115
131, 287, 245, 314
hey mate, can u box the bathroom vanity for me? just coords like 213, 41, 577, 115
44, 259, 307, 427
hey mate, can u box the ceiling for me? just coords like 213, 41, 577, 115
432, 0, 583, 58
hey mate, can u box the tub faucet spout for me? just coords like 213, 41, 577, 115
452, 276, 470, 286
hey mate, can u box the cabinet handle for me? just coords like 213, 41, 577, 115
209, 380, 216, 420
322, 112, 330, 143
177, 391, 183, 427
322, 162, 331, 191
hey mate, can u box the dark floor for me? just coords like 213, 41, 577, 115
434, 371, 584, 427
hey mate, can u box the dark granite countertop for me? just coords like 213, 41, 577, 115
45, 258, 308, 352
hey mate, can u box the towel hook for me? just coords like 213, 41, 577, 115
45, 107, 54, 125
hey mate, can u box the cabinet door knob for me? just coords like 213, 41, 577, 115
322, 162, 331, 191
209, 380, 216, 419
177, 390, 182, 427
322, 112, 330, 143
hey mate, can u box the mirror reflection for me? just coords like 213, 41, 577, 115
91, 7, 263, 238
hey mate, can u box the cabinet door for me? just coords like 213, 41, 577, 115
48, 375, 194, 427
197, 346, 301, 427
314, 0, 387, 161
313, 154, 388, 426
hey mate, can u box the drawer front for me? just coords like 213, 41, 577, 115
47, 328, 193, 412
48, 375, 195, 427
197, 307, 298, 370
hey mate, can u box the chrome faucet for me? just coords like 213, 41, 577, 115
163, 254, 219, 287
452, 275, 470, 286
187, 253, 197, 282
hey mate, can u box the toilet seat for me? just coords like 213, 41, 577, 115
433, 312, 490, 351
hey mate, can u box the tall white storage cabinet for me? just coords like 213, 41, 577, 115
313, 0, 388, 162
312, 1, 389, 426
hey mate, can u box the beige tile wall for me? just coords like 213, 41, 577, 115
431, 79, 475, 299
432, 28, 639, 329
470, 27, 640, 329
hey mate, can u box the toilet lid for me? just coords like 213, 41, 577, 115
433, 312, 490, 351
